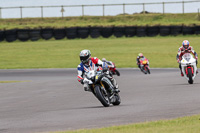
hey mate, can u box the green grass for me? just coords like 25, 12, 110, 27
0, 80, 30, 83
0, 35, 199, 69
0, 13, 200, 30
53, 114, 200, 133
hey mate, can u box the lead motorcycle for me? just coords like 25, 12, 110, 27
180, 53, 197, 84
139, 57, 150, 74
83, 66, 121, 107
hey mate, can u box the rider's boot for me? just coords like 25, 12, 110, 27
181, 71, 184, 77
83, 83, 91, 92
179, 64, 184, 77
196, 64, 198, 74
111, 78, 120, 93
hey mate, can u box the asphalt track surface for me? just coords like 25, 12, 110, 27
0, 68, 200, 133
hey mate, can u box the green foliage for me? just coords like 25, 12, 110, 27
0, 35, 199, 69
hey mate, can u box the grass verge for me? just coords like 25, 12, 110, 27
0, 35, 199, 69
0, 80, 30, 83
0, 36, 200, 69
54, 114, 200, 133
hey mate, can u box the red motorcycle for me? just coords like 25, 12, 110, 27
139, 58, 150, 74
105, 61, 120, 76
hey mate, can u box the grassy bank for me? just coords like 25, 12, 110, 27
0, 13, 200, 30
0, 35, 199, 69
54, 114, 200, 133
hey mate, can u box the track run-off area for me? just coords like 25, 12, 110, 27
0, 68, 200, 133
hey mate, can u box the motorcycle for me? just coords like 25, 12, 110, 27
139, 57, 150, 74
105, 61, 120, 76
83, 66, 121, 107
180, 53, 197, 84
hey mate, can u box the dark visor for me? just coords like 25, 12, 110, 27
80, 55, 89, 61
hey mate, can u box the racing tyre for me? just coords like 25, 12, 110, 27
112, 93, 121, 106
142, 67, 147, 74
115, 69, 120, 76
95, 85, 110, 107
187, 68, 193, 84
146, 67, 150, 74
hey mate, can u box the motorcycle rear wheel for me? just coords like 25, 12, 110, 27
112, 93, 121, 106
95, 85, 110, 107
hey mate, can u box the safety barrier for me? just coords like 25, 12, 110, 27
159, 26, 171, 36
0, 30, 4, 42
195, 26, 200, 34
17, 29, 30, 41
124, 26, 136, 37
0, 25, 200, 42
113, 27, 125, 38
147, 26, 159, 37
77, 27, 89, 39
54, 28, 66, 40
89, 27, 101, 38
41, 28, 53, 40
5, 29, 17, 42
30, 29, 41, 41
136, 26, 147, 37
66, 27, 77, 39
101, 27, 113, 38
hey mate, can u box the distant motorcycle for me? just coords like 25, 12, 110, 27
83, 66, 121, 107
180, 53, 197, 84
105, 61, 120, 76
139, 57, 150, 74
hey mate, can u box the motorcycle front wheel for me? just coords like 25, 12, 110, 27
95, 85, 110, 107
115, 69, 120, 76
187, 68, 193, 84
141, 67, 147, 74
146, 67, 150, 74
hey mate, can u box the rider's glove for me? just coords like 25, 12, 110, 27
195, 56, 198, 60
177, 59, 180, 63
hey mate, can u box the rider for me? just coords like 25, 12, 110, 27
77, 50, 119, 92
136, 53, 146, 68
176, 40, 198, 76
102, 58, 113, 67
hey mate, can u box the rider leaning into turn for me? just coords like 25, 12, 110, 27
77, 49, 119, 92
136, 53, 145, 68
176, 40, 198, 76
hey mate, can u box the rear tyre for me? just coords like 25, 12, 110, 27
187, 68, 193, 84
95, 85, 110, 107
115, 69, 120, 76
112, 93, 121, 106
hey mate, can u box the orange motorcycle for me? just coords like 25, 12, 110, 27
139, 58, 150, 74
